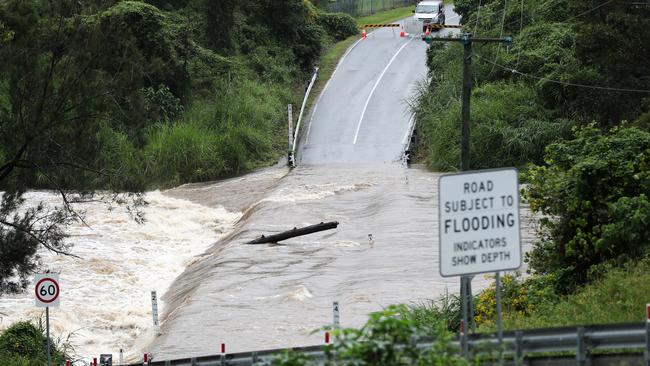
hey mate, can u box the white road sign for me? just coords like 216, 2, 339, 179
438, 168, 521, 277
34, 273, 60, 307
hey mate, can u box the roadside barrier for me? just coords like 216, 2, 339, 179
124, 322, 650, 365
426, 23, 464, 31
362, 23, 400, 28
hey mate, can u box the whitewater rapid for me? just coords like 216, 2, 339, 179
0, 190, 242, 362
0, 165, 537, 363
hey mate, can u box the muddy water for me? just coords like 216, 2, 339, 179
0, 191, 242, 361
150, 164, 536, 360
0, 164, 536, 361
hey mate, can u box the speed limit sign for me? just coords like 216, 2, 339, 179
34, 274, 60, 308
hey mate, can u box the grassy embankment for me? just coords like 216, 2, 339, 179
499, 262, 650, 330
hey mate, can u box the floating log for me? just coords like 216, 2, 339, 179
247, 221, 339, 244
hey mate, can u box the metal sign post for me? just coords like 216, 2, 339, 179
34, 273, 60, 366
496, 271, 503, 364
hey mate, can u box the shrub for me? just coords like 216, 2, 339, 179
317, 12, 357, 41
269, 305, 468, 364
474, 273, 559, 327
525, 125, 650, 293
141, 84, 184, 123
331, 305, 468, 365
486, 259, 650, 329
270, 349, 316, 366
0, 321, 65, 365
405, 292, 462, 334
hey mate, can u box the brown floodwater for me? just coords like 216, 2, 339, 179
150, 164, 536, 360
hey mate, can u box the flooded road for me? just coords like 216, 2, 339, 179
0, 10, 539, 362
150, 164, 535, 359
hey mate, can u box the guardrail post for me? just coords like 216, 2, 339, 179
576, 327, 587, 366
645, 308, 650, 366
190, 357, 197, 366
515, 330, 523, 366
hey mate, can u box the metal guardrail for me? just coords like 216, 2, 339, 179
289, 67, 319, 167
136, 322, 649, 366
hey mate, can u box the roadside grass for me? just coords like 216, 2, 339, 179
405, 259, 650, 336
356, 5, 414, 27
497, 262, 650, 330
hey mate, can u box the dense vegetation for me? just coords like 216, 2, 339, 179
0, 0, 358, 294
413, 0, 650, 330
0, 321, 68, 365
271, 305, 469, 366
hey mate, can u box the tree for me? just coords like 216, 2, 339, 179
525, 126, 650, 294
0, 0, 144, 294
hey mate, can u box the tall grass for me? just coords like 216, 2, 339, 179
500, 260, 650, 329
412, 61, 572, 171
141, 78, 290, 187
405, 290, 462, 334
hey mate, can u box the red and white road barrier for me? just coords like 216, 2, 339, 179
143, 353, 149, 365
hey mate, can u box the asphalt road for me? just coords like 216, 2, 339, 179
298, 6, 459, 165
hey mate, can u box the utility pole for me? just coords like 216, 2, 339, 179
424, 32, 512, 359
424, 33, 512, 171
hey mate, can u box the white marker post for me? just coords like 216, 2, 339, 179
34, 273, 60, 366
288, 104, 294, 166
151, 291, 160, 335
333, 301, 340, 328
439, 168, 522, 357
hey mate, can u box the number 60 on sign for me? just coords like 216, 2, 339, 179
34, 273, 60, 308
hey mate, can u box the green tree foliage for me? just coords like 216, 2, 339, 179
455, 0, 650, 125
0, 321, 66, 365
271, 306, 468, 366
317, 12, 358, 41
0, 0, 346, 293
0, 0, 145, 293
417, 0, 650, 302
202, 0, 236, 53
525, 126, 650, 293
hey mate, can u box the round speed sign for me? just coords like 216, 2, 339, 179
34, 274, 60, 307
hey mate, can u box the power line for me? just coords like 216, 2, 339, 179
514, 0, 524, 70
489, 0, 509, 75
565, 0, 615, 22
475, 0, 483, 31
476, 54, 650, 93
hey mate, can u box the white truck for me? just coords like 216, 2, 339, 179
413, 0, 446, 32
